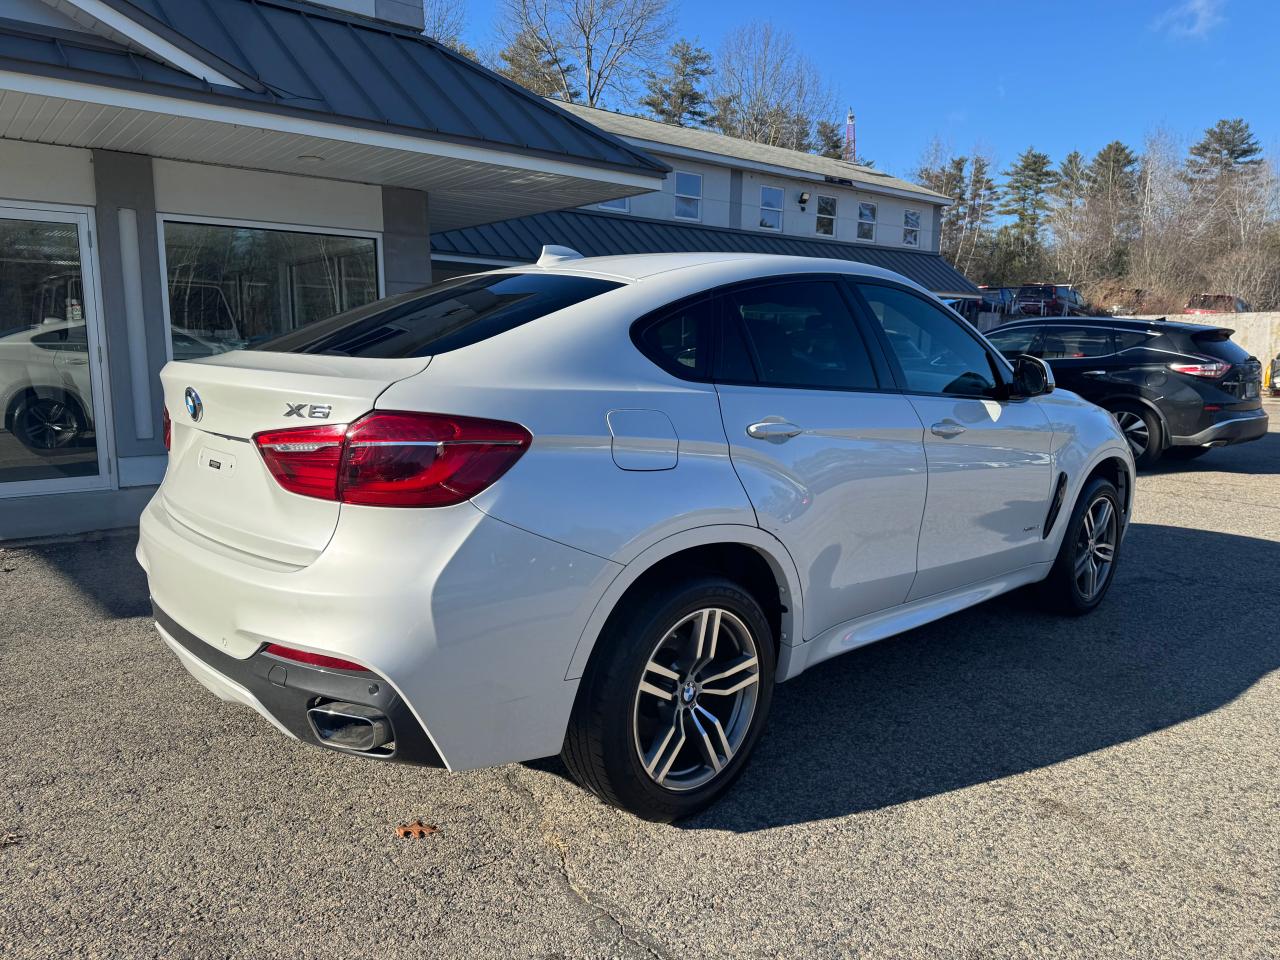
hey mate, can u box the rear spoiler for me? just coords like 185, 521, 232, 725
1191, 327, 1235, 341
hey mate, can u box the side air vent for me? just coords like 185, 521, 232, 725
1043, 472, 1069, 538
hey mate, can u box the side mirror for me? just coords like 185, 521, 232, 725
1011, 355, 1054, 398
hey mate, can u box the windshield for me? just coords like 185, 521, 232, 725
253, 272, 622, 357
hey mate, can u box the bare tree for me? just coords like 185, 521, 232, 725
709, 22, 832, 152
499, 0, 672, 107
423, 0, 466, 47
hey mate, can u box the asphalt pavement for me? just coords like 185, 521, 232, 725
2, 408, 1278, 959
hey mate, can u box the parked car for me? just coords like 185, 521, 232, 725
978, 285, 1017, 314
0, 319, 94, 450
1184, 293, 1250, 315
1015, 284, 1088, 317
137, 252, 1135, 821
986, 316, 1268, 467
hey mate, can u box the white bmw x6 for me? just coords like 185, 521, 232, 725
138, 251, 1134, 821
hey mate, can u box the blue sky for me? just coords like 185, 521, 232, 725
461, 0, 1280, 179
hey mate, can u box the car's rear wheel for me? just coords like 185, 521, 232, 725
1110, 405, 1162, 468
10, 391, 85, 450
1038, 476, 1123, 615
562, 576, 775, 822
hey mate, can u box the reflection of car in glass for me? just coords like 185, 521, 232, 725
139, 252, 1137, 822
165, 279, 243, 345
986, 316, 1267, 467
0, 320, 93, 450
171, 327, 244, 360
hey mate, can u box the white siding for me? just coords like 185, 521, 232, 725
0, 139, 95, 206
152, 160, 383, 233
585, 147, 941, 252
605, 158, 731, 228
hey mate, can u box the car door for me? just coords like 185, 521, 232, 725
713, 277, 928, 639
1032, 324, 1118, 405
850, 281, 1055, 600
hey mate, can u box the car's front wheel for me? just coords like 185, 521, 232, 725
1038, 476, 1123, 615
562, 576, 776, 822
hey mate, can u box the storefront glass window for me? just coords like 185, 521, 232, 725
0, 216, 100, 485
163, 222, 379, 357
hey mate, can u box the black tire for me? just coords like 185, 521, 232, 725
1109, 403, 1163, 468
1038, 477, 1123, 616
1164, 445, 1211, 461
10, 391, 85, 451
562, 575, 776, 822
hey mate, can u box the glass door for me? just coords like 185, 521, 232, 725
0, 206, 110, 497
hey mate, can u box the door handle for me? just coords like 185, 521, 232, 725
930, 420, 966, 439
746, 420, 803, 442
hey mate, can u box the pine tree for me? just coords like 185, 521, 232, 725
999, 148, 1056, 242
815, 120, 843, 160
638, 40, 713, 126
497, 26, 578, 101
1055, 151, 1088, 204
1186, 118, 1263, 180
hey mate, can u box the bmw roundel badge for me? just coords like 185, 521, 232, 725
184, 386, 203, 422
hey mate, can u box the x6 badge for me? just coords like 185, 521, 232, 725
284, 403, 333, 419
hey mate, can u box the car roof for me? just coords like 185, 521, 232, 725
492, 252, 927, 288
992, 315, 1231, 334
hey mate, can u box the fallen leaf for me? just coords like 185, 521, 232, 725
1, 832, 21, 847
395, 820, 439, 839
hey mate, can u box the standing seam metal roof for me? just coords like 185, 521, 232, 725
1, 0, 666, 176
431, 210, 979, 294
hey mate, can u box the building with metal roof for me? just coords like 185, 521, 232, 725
0, 0, 667, 537
432, 102, 976, 298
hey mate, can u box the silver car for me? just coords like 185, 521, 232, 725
137, 251, 1134, 821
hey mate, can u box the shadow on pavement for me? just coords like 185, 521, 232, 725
13, 531, 149, 620
677, 522, 1280, 831
1145, 424, 1279, 476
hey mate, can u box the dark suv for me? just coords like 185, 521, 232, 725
986, 316, 1267, 466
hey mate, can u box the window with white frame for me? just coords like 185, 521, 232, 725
759, 185, 784, 230
162, 220, 379, 357
816, 196, 837, 236
857, 201, 877, 241
903, 210, 921, 247
597, 196, 629, 213
674, 171, 702, 220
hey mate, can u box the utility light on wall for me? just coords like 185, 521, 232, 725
798, 191, 811, 210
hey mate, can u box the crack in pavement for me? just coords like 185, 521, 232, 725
504, 770, 671, 960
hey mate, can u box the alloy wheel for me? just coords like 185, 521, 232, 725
18, 398, 78, 449
1113, 411, 1149, 458
632, 607, 761, 792
1074, 495, 1118, 601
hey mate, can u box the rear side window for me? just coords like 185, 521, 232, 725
253, 272, 621, 357
1038, 327, 1114, 359
635, 299, 714, 379
726, 281, 878, 390
1115, 329, 1156, 352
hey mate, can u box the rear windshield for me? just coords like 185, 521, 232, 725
253, 272, 622, 357
1187, 329, 1251, 363
1019, 285, 1056, 299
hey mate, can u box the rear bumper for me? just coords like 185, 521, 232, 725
137, 493, 621, 770
155, 604, 444, 766
1170, 409, 1269, 447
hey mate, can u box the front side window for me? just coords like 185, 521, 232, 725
903, 210, 921, 247
163, 221, 378, 357
725, 280, 878, 390
857, 283, 1000, 397
816, 196, 837, 236
857, 201, 877, 241
256, 272, 620, 357
674, 171, 702, 220
985, 326, 1041, 357
759, 186, 784, 230
1038, 326, 1114, 359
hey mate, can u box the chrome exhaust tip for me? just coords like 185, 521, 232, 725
307, 701, 392, 753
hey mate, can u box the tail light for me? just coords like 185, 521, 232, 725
1169, 361, 1232, 379
162, 407, 171, 450
253, 411, 531, 507
263, 643, 367, 672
